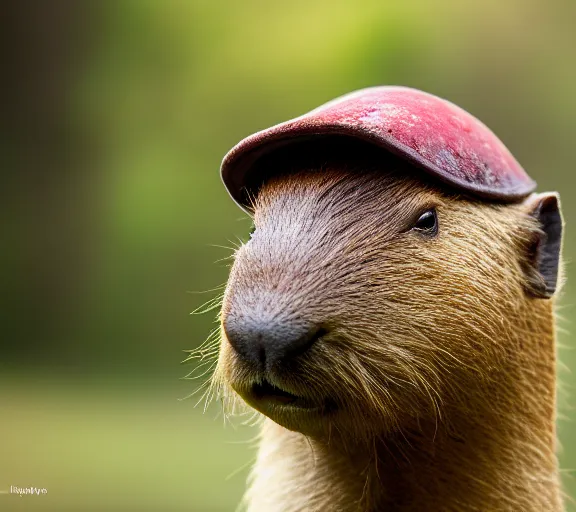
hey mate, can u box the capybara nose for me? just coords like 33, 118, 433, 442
223, 315, 324, 371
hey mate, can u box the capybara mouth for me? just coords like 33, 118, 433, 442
249, 380, 322, 410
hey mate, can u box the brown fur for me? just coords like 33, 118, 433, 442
212, 160, 563, 511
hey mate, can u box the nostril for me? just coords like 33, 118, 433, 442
287, 326, 327, 359
313, 327, 328, 342
266, 324, 328, 370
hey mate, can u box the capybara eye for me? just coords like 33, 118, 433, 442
412, 209, 438, 236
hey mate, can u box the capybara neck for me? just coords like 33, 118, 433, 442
245, 302, 560, 511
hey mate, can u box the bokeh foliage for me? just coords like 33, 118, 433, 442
1, 1, 575, 510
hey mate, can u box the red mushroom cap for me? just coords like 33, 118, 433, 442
221, 86, 536, 210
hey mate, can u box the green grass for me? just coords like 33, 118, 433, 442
0, 376, 257, 512
1, 372, 574, 511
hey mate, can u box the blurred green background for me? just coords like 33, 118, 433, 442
1, 1, 574, 510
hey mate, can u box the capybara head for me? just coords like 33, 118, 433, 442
214, 141, 562, 443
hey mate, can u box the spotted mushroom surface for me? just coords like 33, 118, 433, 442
221, 86, 536, 210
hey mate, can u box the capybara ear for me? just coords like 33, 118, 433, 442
523, 193, 563, 298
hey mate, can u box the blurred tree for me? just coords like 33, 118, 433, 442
0, 1, 101, 362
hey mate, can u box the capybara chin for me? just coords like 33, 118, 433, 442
208, 87, 564, 512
